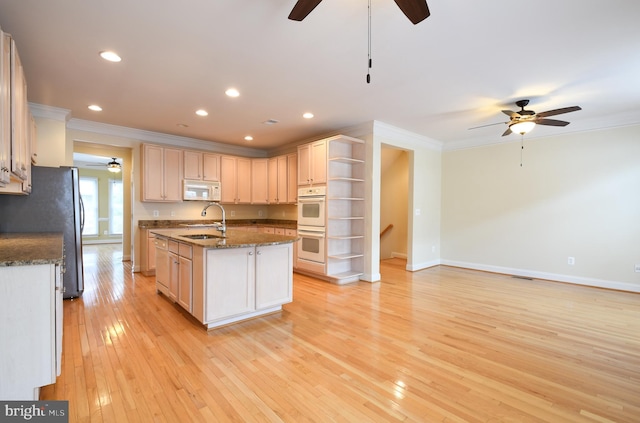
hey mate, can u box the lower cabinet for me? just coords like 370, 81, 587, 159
156, 237, 192, 313
0, 263, 62, 400
198, 243, 293, 329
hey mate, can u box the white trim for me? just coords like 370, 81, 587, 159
360, 272, 381, 282
407, 259, 441, 272
82, 239, 123, 245
67, 118, 267, 157
391, 252, 407, 259
441, 260, 640, 293
29, 103, 70, 121
373, 121, 443, 152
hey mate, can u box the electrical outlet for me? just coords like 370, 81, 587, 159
153, 210, 159, 217
230, 210, 235, 217
258, 210, 263, 217
568, 256, 575, 266
170, 211, 176, 217
415, 209, 421, 216
103, 230, 108, 235
635, 264, 640, 273
431, 245, 436, 253
282, 211, 286, 217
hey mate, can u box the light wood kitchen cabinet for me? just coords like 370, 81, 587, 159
268, 155, 288, 204
287, 153, 297, 202
251, 158, 269, 204
178, 250, 192, 312
183, 150, 202, 180
184, 150, 220, 182
141, 144, 183, 202
298, 139, 326, 186
0, 263, 62, 400
169, 242, 179, 302
155, 236, 169, 294
205, 246, 255, 322
220, 155, 251, 204
0, 31, 11, 187
255, 243, 293, 309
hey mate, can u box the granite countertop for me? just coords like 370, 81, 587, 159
139, 219, 297, 230
0, 233, 64, 267
150, 228, 298, 249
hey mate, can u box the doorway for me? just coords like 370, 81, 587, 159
380, 145, 409, 261
73, 142, 133, 262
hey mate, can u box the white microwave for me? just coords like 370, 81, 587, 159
183, 180, 221, 201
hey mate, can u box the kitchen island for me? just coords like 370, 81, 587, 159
151, 228, 297, 329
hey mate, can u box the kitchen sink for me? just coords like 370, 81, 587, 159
180, 233, 224, 240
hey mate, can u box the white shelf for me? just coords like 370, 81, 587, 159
329, 177, 365, 182
328, 235, 364, 240
329, 157, 365, 164
327, 270, 364, 279
327, 252, 364, 260
328, 197, 364, 201
328, 216, 364, 220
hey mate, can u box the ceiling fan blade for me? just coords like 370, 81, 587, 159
468, 122, 507, 130
502, 127, 512, 137
393, 0, 430, 24
535, 118, 570, 127
288, 0, 323, 21
502, 109, 520, 118
536, 106, 581, 118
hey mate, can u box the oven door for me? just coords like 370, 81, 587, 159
297, 227, 326, 265
298, 196, 325, 227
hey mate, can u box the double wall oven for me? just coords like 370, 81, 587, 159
297, 186, 326, 272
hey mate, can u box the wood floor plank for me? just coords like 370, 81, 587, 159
40, 246, 640, 422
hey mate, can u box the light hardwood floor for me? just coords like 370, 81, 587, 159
41, 246, 640, 422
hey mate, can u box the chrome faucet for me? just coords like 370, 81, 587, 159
201, 202, 226, 237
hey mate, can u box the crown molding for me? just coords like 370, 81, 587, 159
29, 103, 70, 121
67, 118, 267, 157
373, 120, 443, 152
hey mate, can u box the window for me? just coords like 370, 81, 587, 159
109, 179, 123, 235
79, 177, 98, 236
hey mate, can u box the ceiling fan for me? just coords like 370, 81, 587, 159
86, 157, 122, 173
476, 100, 582, 137
288, 0, 431, 24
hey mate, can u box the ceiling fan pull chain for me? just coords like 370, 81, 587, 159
367, 0, 372, 83
520, 134, 524, 167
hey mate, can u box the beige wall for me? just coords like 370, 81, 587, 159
380, 148, 408, 259
442, 124, 640, 290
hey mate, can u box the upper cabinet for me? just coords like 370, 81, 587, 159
251, 158, 269, 204
141, 144, 183, 202
0, 29, 35, 193
184, 150, 220, 182
298, 139, 326, 186
220, 155, 251, 204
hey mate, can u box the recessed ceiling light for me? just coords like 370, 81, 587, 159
88, 105, 102, 112
196, 109, 208, 117
303, 112, 314, 119
99, 51, 121, 62
244, 135, 253, 141
225, 88, 240, 97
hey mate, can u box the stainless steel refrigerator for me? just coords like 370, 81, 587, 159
0, 166, 84, 298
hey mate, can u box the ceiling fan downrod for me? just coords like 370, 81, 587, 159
367, 0, 372, 83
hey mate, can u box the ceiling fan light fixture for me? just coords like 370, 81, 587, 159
509, 120, 536, 135
107, 158, 121, 173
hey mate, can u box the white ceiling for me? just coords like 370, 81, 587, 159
1, 0, 639, 151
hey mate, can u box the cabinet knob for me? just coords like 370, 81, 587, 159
248, 251, 253, 256
257, 251, 262, 255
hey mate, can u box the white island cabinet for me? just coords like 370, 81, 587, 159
155, 230, 296, 330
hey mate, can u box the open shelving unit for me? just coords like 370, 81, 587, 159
325, 135, 366, 284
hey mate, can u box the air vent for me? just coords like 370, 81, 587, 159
262, 119, 279, 125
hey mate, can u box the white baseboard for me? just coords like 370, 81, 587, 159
361, 272, 381, 283
440, 260, 640, 293
391, 252, 407, 259
82, 239, 122, 245
407, 259, 441, 272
